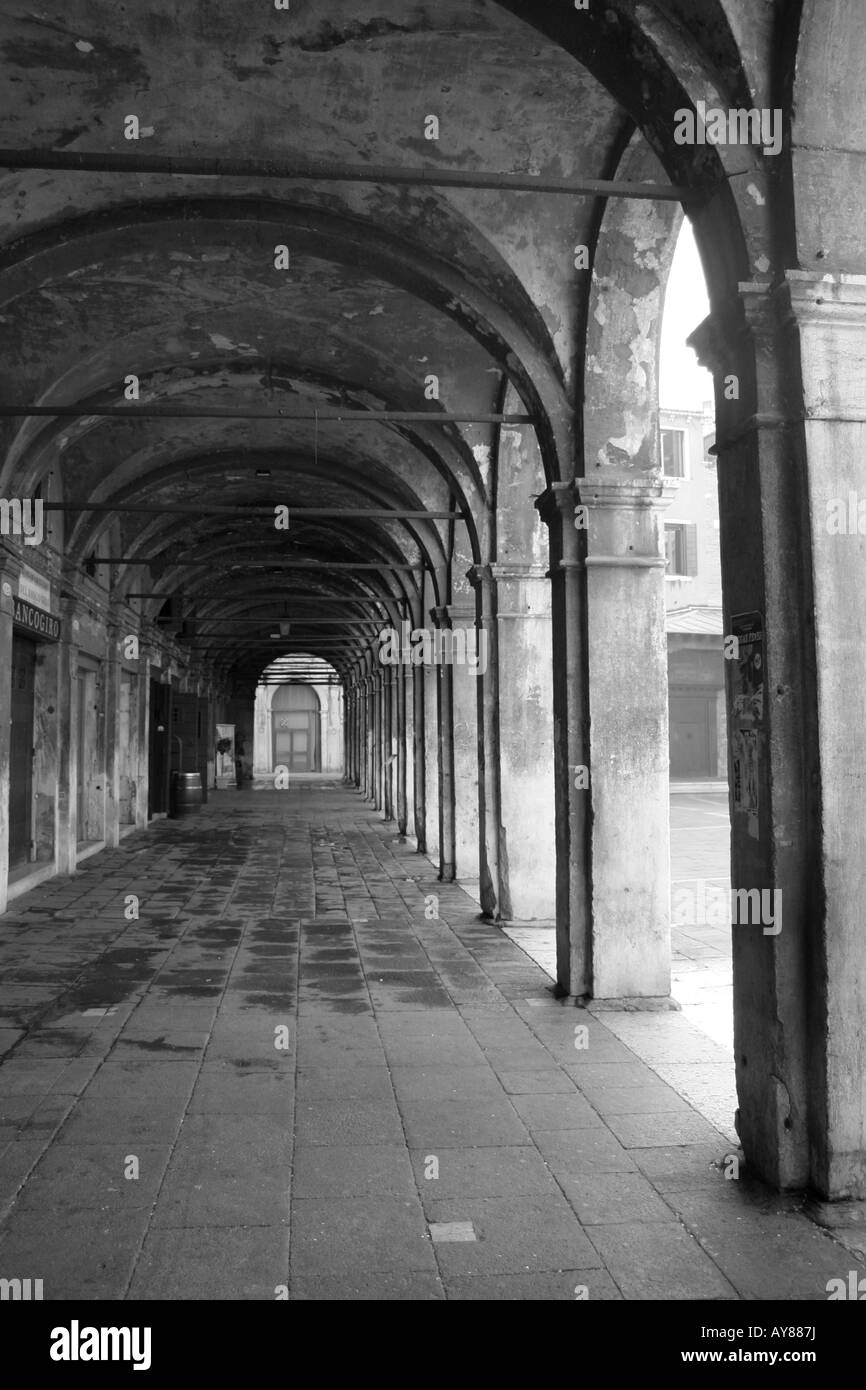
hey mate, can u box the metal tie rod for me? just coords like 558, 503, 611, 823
99, 559, 421, 570
0, 405, 532, 424
126, 593, 389, 603
44, 503, 461, 518
0, 149, 692, 201
190, 622, 382, 628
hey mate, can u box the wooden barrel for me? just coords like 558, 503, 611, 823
169, 771, 203, 818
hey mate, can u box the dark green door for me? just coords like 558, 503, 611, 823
9, 636, 36, 866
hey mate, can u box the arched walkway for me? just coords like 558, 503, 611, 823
0, 0, 865, 1227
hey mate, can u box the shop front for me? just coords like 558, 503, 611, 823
7, 578, 61, 887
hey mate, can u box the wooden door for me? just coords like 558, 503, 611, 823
9, 636, 36, 866
669, 693, 713, 777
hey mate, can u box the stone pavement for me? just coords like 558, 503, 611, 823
668, 789, 732, 1052
506, 788, 737, 1139
0, 782, 854, 1299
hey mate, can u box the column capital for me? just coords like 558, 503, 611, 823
776, 270, 866, 422
470, 562, 548, 585
577, 475, 680, 511
144, 641, 167, 674
60, 593, 82, 638
468, 562, 552, 618
445, 602, 475, 626
776, 270, 866, 328
535, 482, 577, 526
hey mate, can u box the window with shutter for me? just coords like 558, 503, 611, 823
685, 523, 699, 576
661, 429, 686, 477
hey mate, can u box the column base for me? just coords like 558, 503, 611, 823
587, 995, 681, 1013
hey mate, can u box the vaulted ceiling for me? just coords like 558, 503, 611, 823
0, 0, 765, 685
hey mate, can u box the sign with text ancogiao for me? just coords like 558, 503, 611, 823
13, 597, 61, 642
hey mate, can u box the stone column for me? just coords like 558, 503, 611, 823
469, 566, 500, 918
346, 683, 354, 784
342, 685, 351, 782
373, 669, 384, 812
353, 682, 361, 786
103, 616, 122, 849
396, 661, 408, 836
473, 562, 556, 921
357, 677, 366, 794
537, 485, 592, 996
56, 599, 80, 875
787, 271, 866, 1198
343, 684, 354, 784
364, 670, 375, 801
578, 474, 678, 1000
359, 672, 368, 797
443, 602, 480, 887
412, 656, 426, 850
695, 271, 866, 1200
431, 610, 455, 881
380, 668, 390, 815
689, 283, 818, 1193
134, 657, 150, 829
354, 676, 363, 787
0, 554, 21, 914
422, 657, 440, 862
382, 668, 394, 821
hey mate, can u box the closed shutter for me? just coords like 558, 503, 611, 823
197, 698, 210, 802
171, 693, 199, 771
685, 522, 699, 577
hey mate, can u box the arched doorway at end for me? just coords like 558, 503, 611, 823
271, 684, 320, 773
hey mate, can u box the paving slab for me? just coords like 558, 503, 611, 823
389, 1065, 508, 1102
587, 1221, 739, 1301
511, 1092, 604, 1130
0, 1209, 149, 1299
129, 1225, 290, 1300
562, 1172, 678, 1225
290, 1271, 445, 1299
294, 1099, 405, 1146
290, 1197, 436, 1276
397, 1096, 531, 1149
445, 1270, 623, 1300
13, 1143, 170, 1212
423, 1195, 602, 1276
292, 1144, 416, 1200
410, 1145, 561, 1206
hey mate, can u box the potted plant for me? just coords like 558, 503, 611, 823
234, 733, 248, 787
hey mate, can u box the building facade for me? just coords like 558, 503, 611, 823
662, 405, 726, 781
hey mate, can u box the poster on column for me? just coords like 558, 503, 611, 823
730, 612, 764, 819
731, 729, 759, 813
731, 611, 764, 724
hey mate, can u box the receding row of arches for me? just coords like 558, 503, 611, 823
0, 1, 864, 1201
